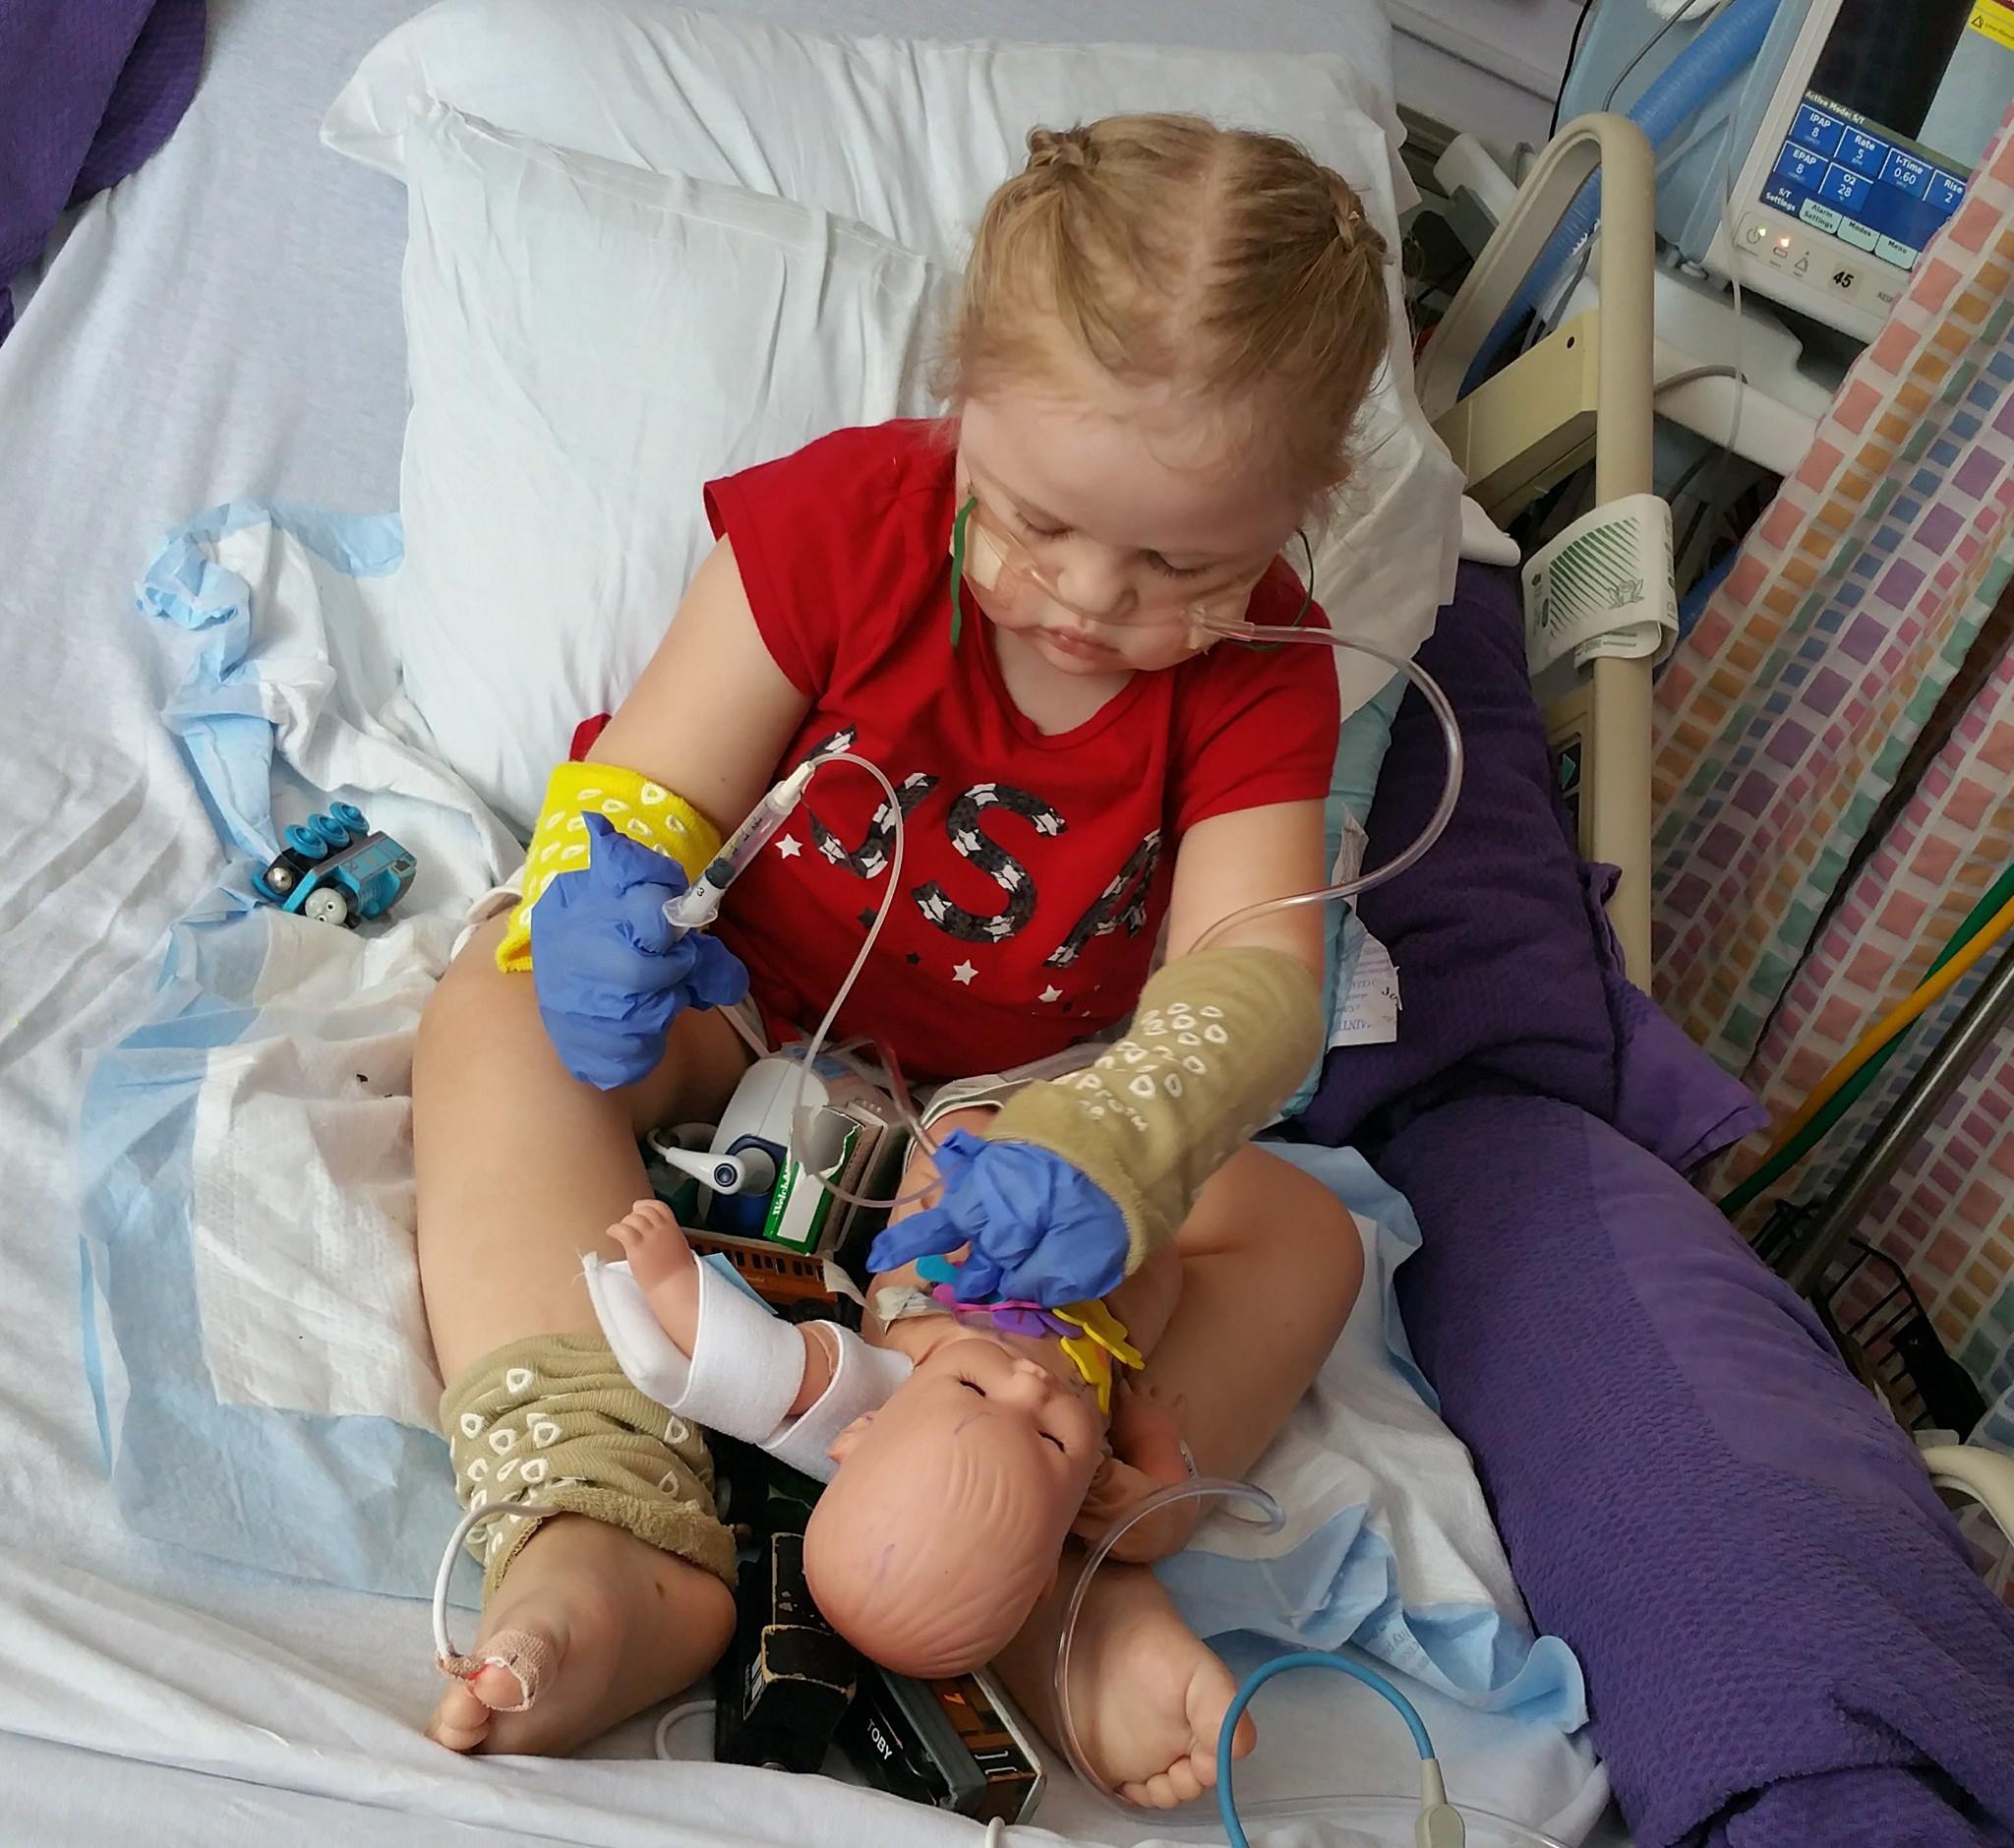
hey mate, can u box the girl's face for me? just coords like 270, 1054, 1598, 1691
955, 368, 1311, 677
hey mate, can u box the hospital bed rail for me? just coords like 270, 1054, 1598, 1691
1415, 111, 1657, 979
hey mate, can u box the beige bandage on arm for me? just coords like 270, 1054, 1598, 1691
985, 945, 1322, 1272
495, 761, 724, 973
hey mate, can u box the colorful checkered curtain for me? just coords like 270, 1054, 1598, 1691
1649, 105, 2014, 1539
1651, 100, 2014, 1074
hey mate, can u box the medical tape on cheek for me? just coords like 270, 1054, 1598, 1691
582, 1253, 805, 1445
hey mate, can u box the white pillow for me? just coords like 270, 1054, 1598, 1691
325, 0, 1463, 728
324, 0, 1411, 238
390, 101, 939, 831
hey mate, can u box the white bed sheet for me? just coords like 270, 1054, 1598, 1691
0, 2, 1622, 1843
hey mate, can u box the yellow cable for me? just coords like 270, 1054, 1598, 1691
1760, 891, 2014, 1158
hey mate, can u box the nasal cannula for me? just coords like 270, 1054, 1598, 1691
662, 616, 1465, 1214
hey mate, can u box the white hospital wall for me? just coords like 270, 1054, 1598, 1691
1390, 0, 1589, 145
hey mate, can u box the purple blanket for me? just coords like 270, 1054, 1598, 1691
0, 0, 204, 341
1298, 565, 1620, 1148
1385, 1097, 2014, 1847
1296, 563, 2014, 1844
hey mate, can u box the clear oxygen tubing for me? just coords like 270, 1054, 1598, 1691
1051, 1478, 1570, 1848
1187, 619, 1463, 955
766, 630, 1463, 1214
1052, 1474, 1289, 1816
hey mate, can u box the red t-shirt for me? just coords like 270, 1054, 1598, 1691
705, 421, 1339, 1080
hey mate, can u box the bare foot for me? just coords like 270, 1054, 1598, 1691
1050, 1561, 1254, 1808
426, 1512, 735, 1755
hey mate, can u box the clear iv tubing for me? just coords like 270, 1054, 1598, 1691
781, 750, 948, 1214
1188, 620, 1465, 954
1054, 1477, 1570, 1848
769, 629, 1464, 1214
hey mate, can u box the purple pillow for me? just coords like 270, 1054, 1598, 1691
1384, 1094, 2014, 1846
1295, 562, 1617, 1146
1293, 561, 1762, 1172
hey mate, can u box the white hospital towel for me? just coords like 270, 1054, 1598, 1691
134, 504, 513, 1431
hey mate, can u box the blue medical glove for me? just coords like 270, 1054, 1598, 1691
866, 1130, 1129, 1307
530, 813, 749, 1090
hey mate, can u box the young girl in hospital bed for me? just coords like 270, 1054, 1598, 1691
414, 114, 1387, 1801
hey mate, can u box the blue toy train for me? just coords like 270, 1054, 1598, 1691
254, 802, 416, 928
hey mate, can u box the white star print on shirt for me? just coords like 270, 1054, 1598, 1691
952, 960, 977, 985
775, 834, 802, 859
1038, 984, 1063, 1003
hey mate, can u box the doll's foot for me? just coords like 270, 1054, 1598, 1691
425, 1513, 734, 1755
1059, 1561, 1253, 1807
606, 1197, 693, 1292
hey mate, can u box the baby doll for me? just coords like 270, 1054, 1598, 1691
586, 1198, 1192, 1679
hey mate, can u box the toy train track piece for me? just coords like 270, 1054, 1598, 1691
255, 802, 417, 927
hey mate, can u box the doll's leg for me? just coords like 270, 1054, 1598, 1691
414, 913, 752, 1755
993, 1144, 1363, 1806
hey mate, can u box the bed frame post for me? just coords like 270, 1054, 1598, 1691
1416, 114, 1659, 978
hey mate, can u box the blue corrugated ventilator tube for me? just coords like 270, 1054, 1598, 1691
1461, 0, 1782, 394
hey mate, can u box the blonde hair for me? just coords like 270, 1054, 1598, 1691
944, 113, 1392, 506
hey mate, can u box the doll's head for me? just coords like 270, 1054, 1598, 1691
802, 1334, 1105, 1678
940, 114, 1392, 675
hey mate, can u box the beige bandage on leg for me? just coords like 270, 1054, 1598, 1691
438, 1333, 738, 1704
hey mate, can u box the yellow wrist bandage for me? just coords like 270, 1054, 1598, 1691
986, 946, 1323, 1272
495, 760, 723, 974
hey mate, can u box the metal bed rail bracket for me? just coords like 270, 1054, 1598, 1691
1432, 310, 1602, 525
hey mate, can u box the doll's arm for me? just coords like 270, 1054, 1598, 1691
1072, 1380, 1201, 1562
592, 1201, 909, 1481
606, 1201, 834, 1413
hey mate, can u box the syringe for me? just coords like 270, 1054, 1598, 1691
661, 758, 820, 934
